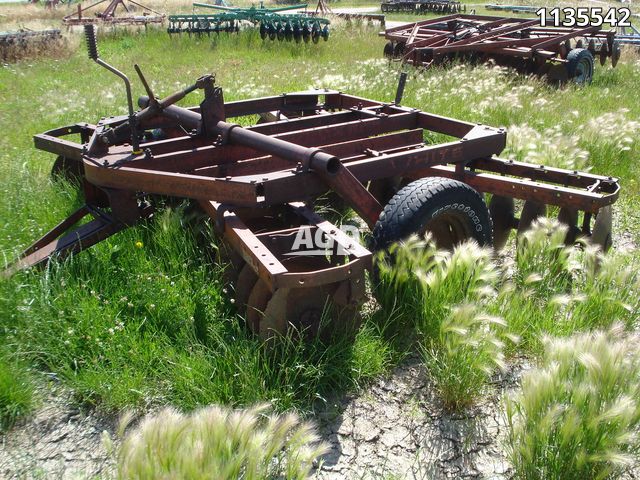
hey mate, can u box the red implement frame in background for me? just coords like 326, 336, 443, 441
63, 0, 165, 26
382, 14, 620, 75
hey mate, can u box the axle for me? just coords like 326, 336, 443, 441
136, 96, 341, 175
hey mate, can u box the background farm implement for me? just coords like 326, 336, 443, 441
63, 0, 165, 26
168, 2, 330, 41
381, 0, 464, 14
485, 4, 538, 14
4, 25, 619, 339
617, 23, 640, 48
382, 14, 621, 84
0, 29, 63, 62
313, 0, 385, 27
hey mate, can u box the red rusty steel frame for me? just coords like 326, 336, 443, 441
7, 88, 619, 294
3, 205, 129, 276
199, 200, 371, 292
381, 14, 617, 64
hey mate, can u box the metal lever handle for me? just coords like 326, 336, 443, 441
134, 64, 155, 103
83, 24, 140, 154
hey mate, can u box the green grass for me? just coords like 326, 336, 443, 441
376, 239, 509, 409
496, 219, 640, 353
375, 222, 639, 408
0, 24, 639, 423
0, 205, 393, 413
423, 303, 510, 411
0, 351, 34, 429
0, 27, 397, 416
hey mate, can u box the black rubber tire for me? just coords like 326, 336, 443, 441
51, 155, 83, 184
566, 48, 594, 85
383, 41, 394, 58
372, 177, 492, 251
393, 42, 405, 58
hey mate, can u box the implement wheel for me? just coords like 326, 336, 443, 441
384, 41, 394, 58
51, 155, 83, 183
566, 48, 594, 85
372, 177, 492, 251
393, 42, 405, 58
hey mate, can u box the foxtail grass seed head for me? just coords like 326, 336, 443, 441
422, 302, 513, 410
506, 326, 640, 480
117, 403, 328, 480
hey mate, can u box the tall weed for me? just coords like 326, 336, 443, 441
506, 326, 640, 480
114, 404, 328, 480
424, 304, 513, 410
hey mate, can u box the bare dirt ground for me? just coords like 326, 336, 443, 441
4, 350, 637, 479
315, 356, 524, 480
0, 382, 117, 480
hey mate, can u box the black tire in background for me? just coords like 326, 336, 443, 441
383, 41, 394, 58
566, 48, 594, 85
372, 177, 493, 251
393, 42, 405, 58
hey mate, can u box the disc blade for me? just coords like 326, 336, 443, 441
591, 205, 613, 252
489, 195, 515, 250
219, 241, 244, 285
611, 41, 621, 68
517, 201, 547, 235
558, 208, 579, 245
246, 280, 272, 334
234, 264, 258, 315
599, 42, 608, 66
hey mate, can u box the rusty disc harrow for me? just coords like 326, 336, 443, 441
5, 26, 620, 335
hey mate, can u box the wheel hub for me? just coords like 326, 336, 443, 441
299, 308, 322, 334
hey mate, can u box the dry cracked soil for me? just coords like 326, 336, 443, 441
315, 355, 523, 480
0, 382, 117, 479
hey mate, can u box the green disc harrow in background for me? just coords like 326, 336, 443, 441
168, 2, 330, 42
